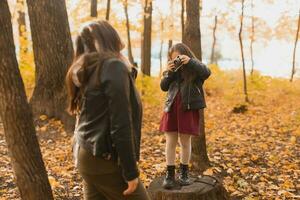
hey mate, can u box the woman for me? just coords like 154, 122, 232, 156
159, 43, 211, 189
66, 21, 150, 200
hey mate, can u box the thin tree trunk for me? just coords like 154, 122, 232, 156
181, 0, 185, 41
159, 19, 164, 76
168, 0, 174, 49
17, 0, 28, 56
210, 15, 218, 64
141, 0, 152, 76
290, 9, 300, 82
106, 0, 111, 20
91, 0, 97, 17
239, 0, 249, 102
183, 0, 209, 171
250, 0, 255, 75
26, 0, 75, 131
0, 1, 53, 199
168, 40, 173, 50
159, 40, 164, 76
123, 0, 134, 64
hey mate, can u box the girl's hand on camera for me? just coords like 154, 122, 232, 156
167, 61, 175, 71
179, 55, 191, 65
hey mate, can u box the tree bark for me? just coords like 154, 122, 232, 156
159, 18, 164, 76
106, 0, 111, 21
123, 0, 134, 64
183, 0, 202, 61
199, 0, 203, 60
183, 0, 208, 171
168, 0, 174, 49
191, 109, 210, 171
290, 9, 300, 82
17, 0, 28, 56
181, 0, 185, 41
210, 15, 218, 64
239, 0, 249, 102
0, 1, 53, 199
91, 0, 97, 17
148, 176, 229, 200
141, 0, 152, 76
26, 0, 75, 131
250, 0, 255, 75
168, 40, 173, 50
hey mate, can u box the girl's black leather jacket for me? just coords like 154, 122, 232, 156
160, 58, 211, 112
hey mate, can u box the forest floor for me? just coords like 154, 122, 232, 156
0, 72, 300, 199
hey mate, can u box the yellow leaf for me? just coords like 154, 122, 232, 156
39, 115, 48, 121
240, 167, 249, 175
40, 126, 47, 132
251, 155, 259, 161
48, 176, 59, 188
203, 168, 214, 176
290, 136, 296, 144
227, 168, 234, 174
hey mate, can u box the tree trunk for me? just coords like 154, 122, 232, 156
123, 0, 134, 64
290, 9, 300, 82
210, 15, 218, 64
168, 40, 173, 50
159, 19, 164, 76
239, 0, 249, 102
141, 0, 152, 76
191, 109, 210, 171
168, 0, 174, 50
26, 0, 75, 131
199, 0, 203, 60
159, 39, 164, 76
91, 0, 97, 17
183, 0, 209, 171
181, 0, 185, 41
148, 176, 229, 200
183, 0, 202, 61
0, 1, 53, 199
17, 0, 28, 56
250, 0, 255, 75
106, 0, 111, 21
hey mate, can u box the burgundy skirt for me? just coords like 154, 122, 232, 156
159, 92, 200, 136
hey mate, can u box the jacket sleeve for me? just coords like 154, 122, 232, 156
160, 70, 176, 92
186, 58, 211, 81
101, 59, 139, 181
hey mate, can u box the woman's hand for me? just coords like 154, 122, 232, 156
179, 55, 191, 65
123, 178, 139, 196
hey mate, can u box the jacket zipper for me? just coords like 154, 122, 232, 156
195, 84, 201, 95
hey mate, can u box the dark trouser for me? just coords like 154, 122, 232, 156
77, 147, 150, 200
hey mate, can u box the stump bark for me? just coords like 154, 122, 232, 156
148, 176, 229, 200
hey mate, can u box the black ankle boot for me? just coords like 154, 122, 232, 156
178, 163, 191, 186
162, 165, 176, 189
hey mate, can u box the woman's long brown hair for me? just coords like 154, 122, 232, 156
66, 20, 124, 115
168, 43, 198, 83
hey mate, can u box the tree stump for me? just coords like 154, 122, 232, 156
148, 175, 229, 200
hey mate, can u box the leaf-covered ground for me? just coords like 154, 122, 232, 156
0, 81, 299, 199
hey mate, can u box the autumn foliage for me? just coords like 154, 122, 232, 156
1, 64, 299, 199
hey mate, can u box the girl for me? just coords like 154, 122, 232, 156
159, 43, 211, 189
66, 21, 150, 200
